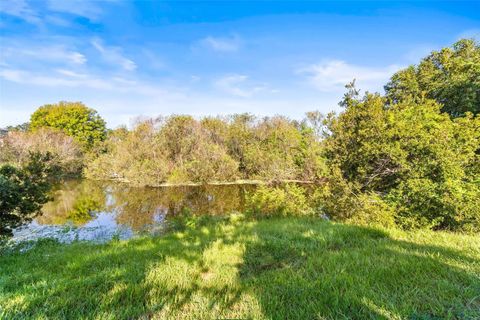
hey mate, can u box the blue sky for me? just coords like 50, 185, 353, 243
0, 1, 479, 128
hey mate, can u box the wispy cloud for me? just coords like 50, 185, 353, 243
199, 35, 241, 52
0, 68, 112, 89
0, 43, 86, 66
91, 38, 137, 71
298, 60, 401, 92
0, 67, 185, 101
214, 74, 270, 98
0, 0, 104, 26
0, 0, 41, 25
47, 0, 103, 20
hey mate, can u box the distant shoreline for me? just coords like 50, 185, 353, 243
89, 178, 319, 188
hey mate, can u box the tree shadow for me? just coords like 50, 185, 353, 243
238, 220, 480, 319
1, 217, 479, 319
1, 216, 252, 319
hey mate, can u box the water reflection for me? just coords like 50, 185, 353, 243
11, 179, 254, 243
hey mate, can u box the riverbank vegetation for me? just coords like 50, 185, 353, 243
1, 216, 479, 319
85, 113, 325, 185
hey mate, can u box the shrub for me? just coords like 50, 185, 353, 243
246, 184, 313, 216
322, 88, 480, 232
86, 114, 327, 185
0, 128, 83, 177
182, 144, 239, 183
86, 121, 169, 185
312, 169, 395, 228
0, 152, 53, 237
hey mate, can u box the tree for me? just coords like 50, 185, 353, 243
321, 89, 480, 231
30, 101, 107, 150
385, 39, 480, 117
0, 152, 53, 237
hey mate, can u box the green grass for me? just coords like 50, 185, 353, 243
1, 216, 479, 319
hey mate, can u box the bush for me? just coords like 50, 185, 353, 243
85, 114, 324, 185
322, 88, 480, 232
0, 128, 83, 177
85, 121, 169, 185
313, 169, 395, 228
0, 152, 53, 237
182, 144, 239, 183
246, 184, 313, 216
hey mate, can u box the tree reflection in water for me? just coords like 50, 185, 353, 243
36, 180, 106, 226
35, 179, 255, 235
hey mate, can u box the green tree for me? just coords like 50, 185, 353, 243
321, 88, 480, 231
385, 39, 480, 117
0, 152, 53, 237
30, 101, 107, 150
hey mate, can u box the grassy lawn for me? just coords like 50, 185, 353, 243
1, 216, 479, 319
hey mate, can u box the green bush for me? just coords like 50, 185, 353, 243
312, 169, 395, 228
0, 152, 53, 237
246, 184, 313, 216
322, 88, 480, 232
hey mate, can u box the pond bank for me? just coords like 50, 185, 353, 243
98, 178, 318, 187
1, 216, 479, 319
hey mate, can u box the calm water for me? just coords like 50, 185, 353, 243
11, 179, 255, 243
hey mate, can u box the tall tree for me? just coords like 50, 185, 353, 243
385, 39, 480, 117
30, 101, 107, 150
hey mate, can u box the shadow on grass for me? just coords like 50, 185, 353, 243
1, 217, 479, 319
239, 220, 479, 319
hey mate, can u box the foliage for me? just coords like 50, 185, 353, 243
86, 121, 170, 185
86, 114, 325, 185
0, 152, 53, 237
385, 39, 480, 117
0, 128, 83, 177
321, 89, 480, 231
30, 101, 107, 150
1, 217, 479, 319
3, 122, 30, 132
246, 184, 313, 216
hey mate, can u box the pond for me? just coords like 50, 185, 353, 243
10, 179, 256, 244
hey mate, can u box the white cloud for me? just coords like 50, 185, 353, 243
214, 74, 269, 98
0, 0, 104, 26
91, 38, 137, 71
0, 0, 41, 25
0, 68, 112, 89
47, 0, 102, 20
1, 44, 86, 66
298, 60, 401, 92
0, 67, 185, 100
55, 69, 88, 78
199, 35, 241, 52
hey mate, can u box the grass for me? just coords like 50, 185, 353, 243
1, 215, 479, 319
